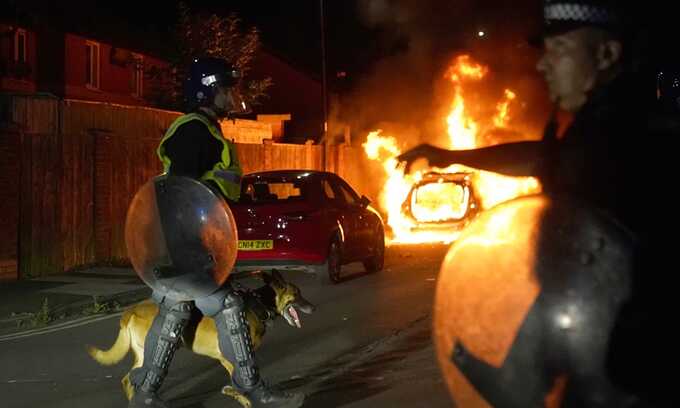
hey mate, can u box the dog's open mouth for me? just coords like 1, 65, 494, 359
284, 304, 301, 328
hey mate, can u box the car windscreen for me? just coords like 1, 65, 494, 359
239, 179, 310, 204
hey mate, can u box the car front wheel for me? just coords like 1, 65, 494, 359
363, 228, 385, 273
318, 237, 342, 284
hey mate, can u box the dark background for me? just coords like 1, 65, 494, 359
3, 0, 678, 141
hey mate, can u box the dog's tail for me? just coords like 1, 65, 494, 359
86, 310, 132, 366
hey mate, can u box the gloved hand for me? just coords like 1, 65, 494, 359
396, 144, 454, 173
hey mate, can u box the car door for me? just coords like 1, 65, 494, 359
320, 178, 352, 254
331, 177, 367, 260
340, 180, 376, 256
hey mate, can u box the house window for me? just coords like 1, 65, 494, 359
132, 53, 143, 97
85, 41, 100, 89
14, 28, 27, 63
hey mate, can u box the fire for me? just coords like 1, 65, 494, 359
493, 89, 517, 128
363, 55, 542, 245
445, 55, 488, 150
446, 55, 488, 83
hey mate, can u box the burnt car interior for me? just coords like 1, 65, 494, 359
402, 172, 477, 225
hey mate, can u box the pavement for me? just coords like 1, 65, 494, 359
0, 267, 151, 338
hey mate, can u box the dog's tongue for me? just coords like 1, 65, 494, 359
288, 305, 301, 328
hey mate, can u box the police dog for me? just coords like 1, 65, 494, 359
87, 270, 314, 407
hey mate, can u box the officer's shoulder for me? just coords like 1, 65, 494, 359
175, 116, 212, 134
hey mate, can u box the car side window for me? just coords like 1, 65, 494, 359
322, 180, 337, 201
331, 179, 359, 207
339, 185, 358, 206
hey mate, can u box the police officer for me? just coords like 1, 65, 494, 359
128, 57, 305, 408
401, 0, 678, 406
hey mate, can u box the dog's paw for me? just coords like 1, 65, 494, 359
222, 385, 252, 408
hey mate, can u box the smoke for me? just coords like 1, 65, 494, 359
358, 0, 412, 26
326, 0, 550, 213
333, 0, 549, 150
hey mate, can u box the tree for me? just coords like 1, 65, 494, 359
147, 1, 272, 111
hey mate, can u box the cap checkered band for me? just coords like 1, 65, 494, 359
544, 3, 617, 24
201, 74, 218, 87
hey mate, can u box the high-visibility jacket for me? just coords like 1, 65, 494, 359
157, 113, 242, 201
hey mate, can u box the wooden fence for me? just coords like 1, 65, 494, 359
0, 94, 364, 280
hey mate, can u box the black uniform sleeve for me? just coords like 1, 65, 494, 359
443, 141, 549, 178
164, 120, 222, 179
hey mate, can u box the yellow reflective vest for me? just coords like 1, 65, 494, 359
157, 113, 242, 201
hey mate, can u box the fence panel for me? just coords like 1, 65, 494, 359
61, 131, 96, 271
93, 131, 114, 262
3, 96, 377, 278
0, 130, 21, 280
17, 132, 63, 278
235, 143, 265, 175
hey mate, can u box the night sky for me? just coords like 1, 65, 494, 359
4, 0, 678, 140
6, 1, 675, 86
5, 1, 547, 79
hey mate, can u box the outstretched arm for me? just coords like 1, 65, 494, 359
396, 142, 547, 177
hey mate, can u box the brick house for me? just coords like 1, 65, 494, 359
1, 22, 169, 107
1, 20, 323, 142
250, 50, 324, 143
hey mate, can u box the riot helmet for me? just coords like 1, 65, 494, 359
183, 57, 251, 117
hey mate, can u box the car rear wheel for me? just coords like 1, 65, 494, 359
363, 228, 385, 273
318, 237, 342, 284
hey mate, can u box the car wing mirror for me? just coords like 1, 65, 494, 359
359, 195, 371, 208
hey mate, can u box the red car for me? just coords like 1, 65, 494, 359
231, 170, 385, 283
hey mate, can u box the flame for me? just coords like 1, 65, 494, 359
447, 92, 477, 150
446, 55, 488, 83
493, 89, 517, 128
363, 55, 541, 245
446, 55, 488, 150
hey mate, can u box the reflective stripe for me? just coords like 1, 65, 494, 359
157, 113, 242, 201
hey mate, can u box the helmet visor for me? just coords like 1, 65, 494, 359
202, 69, 251, 116
225, 85, 251, 115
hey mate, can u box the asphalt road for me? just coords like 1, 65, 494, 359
0, 244, 454, 408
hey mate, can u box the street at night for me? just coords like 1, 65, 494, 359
3, 0, 680, 407
0, 245, 452, 408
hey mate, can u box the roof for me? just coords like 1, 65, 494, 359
244, 170, 335, 180
1, 1, 174, 60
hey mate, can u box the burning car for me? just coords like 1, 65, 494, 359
400, 171, 480, 237
362, 55, 542, 245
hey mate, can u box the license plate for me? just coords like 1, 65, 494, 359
238, 240, 274, 251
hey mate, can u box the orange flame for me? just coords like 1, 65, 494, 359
446, 55, 488, 150
446, 55, 488, 83
364, 55, 541, 245
493, 89, 517, 128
